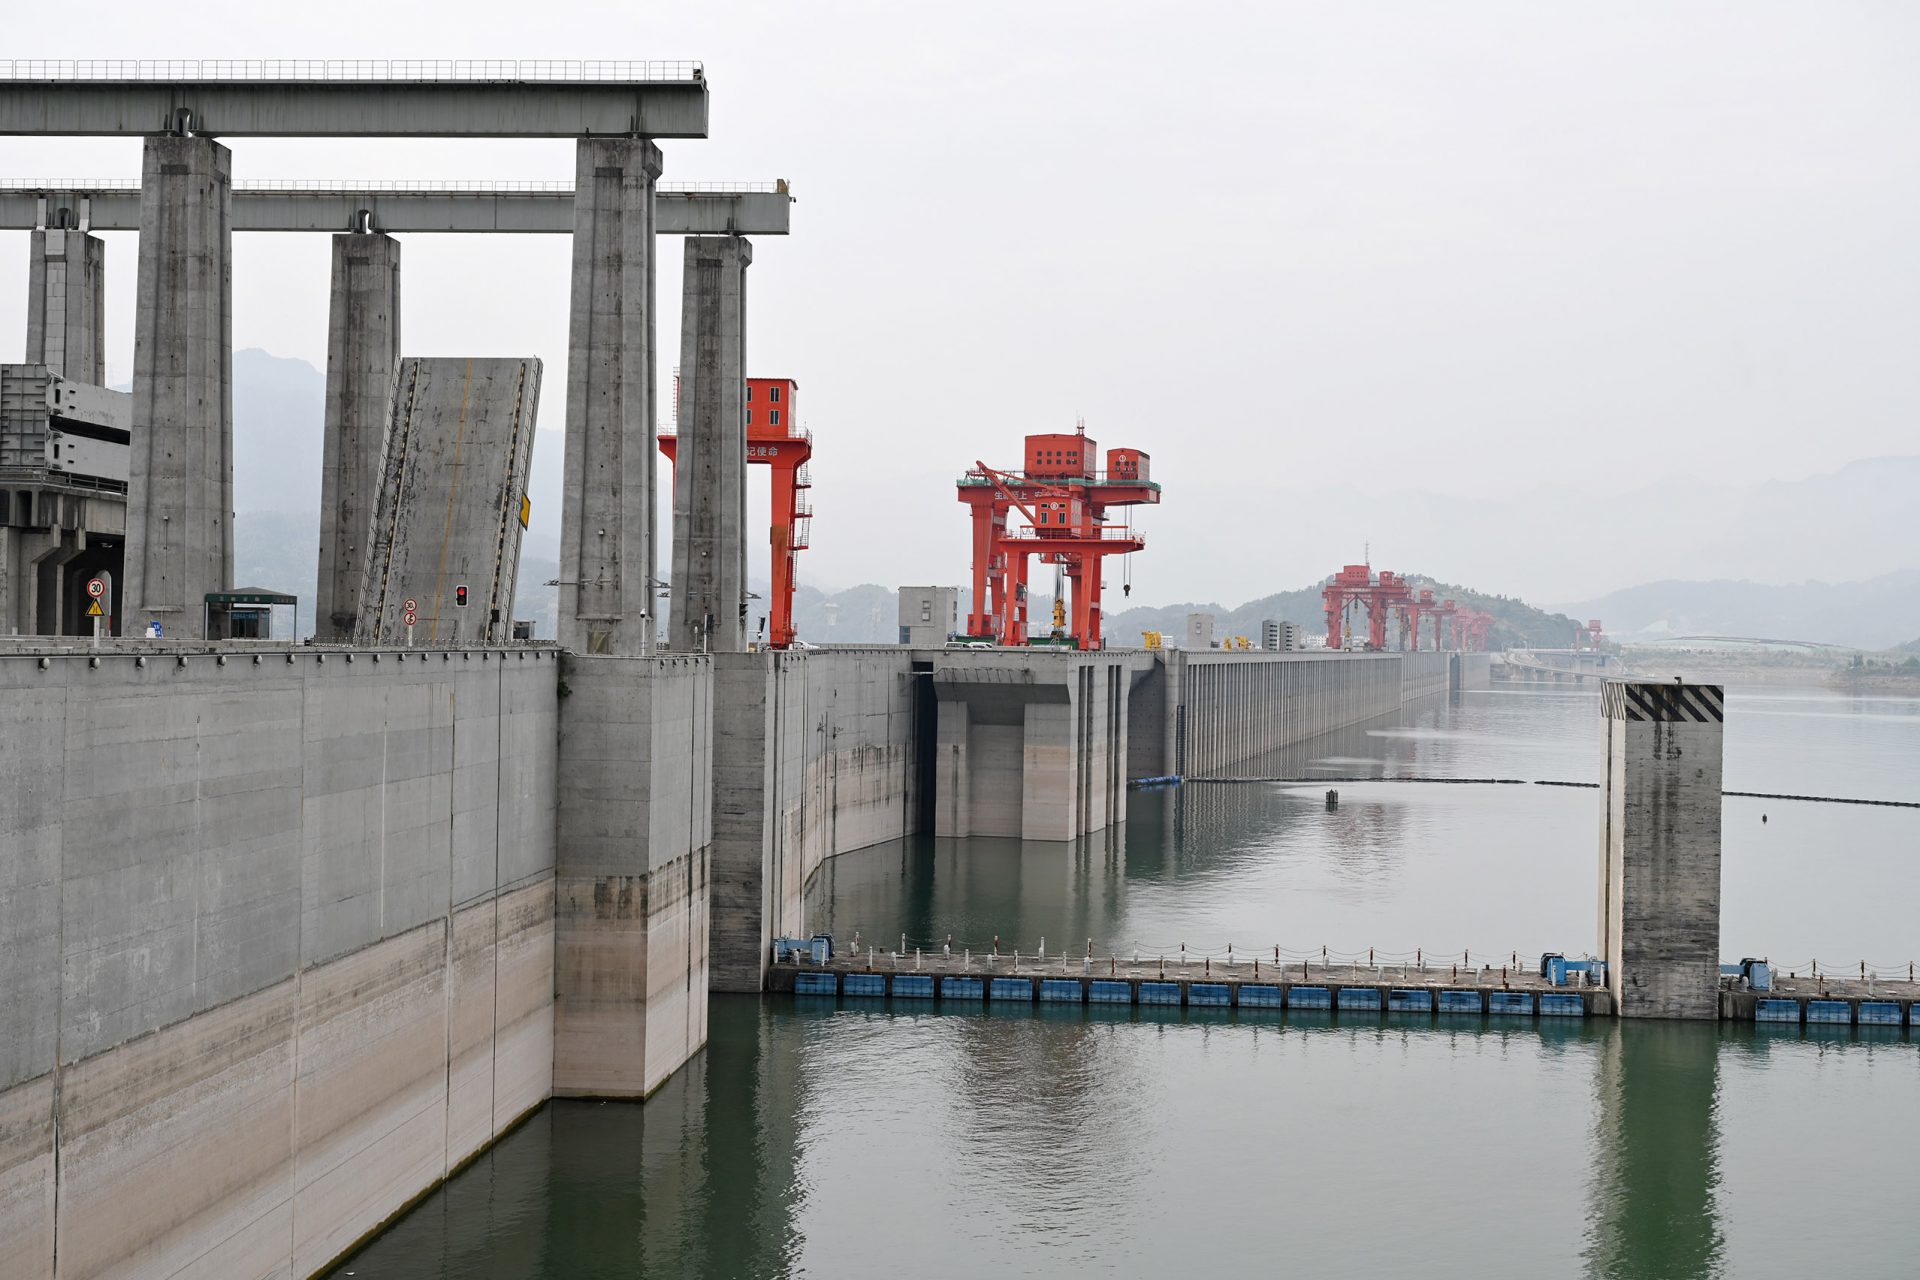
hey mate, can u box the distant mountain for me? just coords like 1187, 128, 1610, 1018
1560, 571, 1920, 651
1103, 575, 1582, 649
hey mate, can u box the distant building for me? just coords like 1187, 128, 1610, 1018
1261, 619, 1302, 652
898, 586, 959, 645
1185, 612, 1217, 651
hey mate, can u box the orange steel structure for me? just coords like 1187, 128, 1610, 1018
1574, 618, 1605, 650
1324, 569, 1499, 652
1399, 587, 1443, 650
1321, 565, 1412, 650
957, 427, 1158, 649
660, 376, 812, 649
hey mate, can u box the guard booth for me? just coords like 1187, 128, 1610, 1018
204, 587, 297, 640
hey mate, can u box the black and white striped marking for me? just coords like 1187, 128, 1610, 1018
1602, 680, 1725, 723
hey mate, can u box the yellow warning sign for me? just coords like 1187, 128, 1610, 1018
519, 495, 531, 529
87, 599, 104, 617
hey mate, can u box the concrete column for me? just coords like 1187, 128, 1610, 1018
560, 137, 661, 656
125, 134, 233, 638
935, 698, 972, 837
316, 231, 402, 642
670, 235, 752, 653
1598, 680, 1726, 1019
26, 227, 106, 383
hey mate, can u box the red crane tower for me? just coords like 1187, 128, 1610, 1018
957, 426, 1158, 649
660, 376, 813, 649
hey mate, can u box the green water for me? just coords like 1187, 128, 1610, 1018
331, 687, 1920, 1278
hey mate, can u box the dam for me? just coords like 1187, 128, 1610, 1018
0, 636, 1435, 1278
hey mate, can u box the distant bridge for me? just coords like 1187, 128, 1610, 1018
1629, 635, 1858, 653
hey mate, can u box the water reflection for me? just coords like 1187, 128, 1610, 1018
1584, 1023, 1723, 1280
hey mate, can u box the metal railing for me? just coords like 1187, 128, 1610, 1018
1, 177, 783, 195
0, 59, 704, 82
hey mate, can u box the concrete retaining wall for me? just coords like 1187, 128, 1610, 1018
1129, 650, 1411, 778
1403, 650, 1451, 699
0, 645, 558, 1280
709, 647, 916, 992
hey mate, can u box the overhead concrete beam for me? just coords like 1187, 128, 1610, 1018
0, 185, 791, 234
0, 69, 708, 138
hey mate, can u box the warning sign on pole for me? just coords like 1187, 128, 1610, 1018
87, 599, 104, 617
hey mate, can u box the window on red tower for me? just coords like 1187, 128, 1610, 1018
746, 410, 753, 425
770, 410, 781, 426
770, 385, 782, 402
745, 385, 753, 401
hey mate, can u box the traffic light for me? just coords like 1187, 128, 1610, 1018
455, 584, 469, 608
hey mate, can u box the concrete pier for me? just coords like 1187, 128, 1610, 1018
316, 231, 402, 642
560, 137, 661, 656
553, 654, 713, 1097
1599, 680, 1726, 1019
669, 234, 752, 653
25, 227, 105, 384
124, 134, 233, 639
358, 356, 541, 646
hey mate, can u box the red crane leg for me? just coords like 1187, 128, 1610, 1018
966, 498, 997, 638
768, 460, 800, 648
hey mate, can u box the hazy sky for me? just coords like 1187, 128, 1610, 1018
3, 2, 1917, 606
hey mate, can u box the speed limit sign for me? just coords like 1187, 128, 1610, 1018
86, 577, 106, 600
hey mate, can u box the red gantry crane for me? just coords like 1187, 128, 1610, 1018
957, 425, 1158, 649
1322, 565, 1413, 650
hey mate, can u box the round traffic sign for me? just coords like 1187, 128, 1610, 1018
402, 597, 418, 613
86, 577, 106, 599
403, 611, 418, 628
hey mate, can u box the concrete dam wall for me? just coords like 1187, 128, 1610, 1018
1128, 650, 1438, 779
1, 646, 559, 1280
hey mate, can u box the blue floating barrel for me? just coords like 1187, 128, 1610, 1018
1288, 986, 1332, 1010
1088, 980, 1133, 1004
1139, 982, 1183, 1005
1539, 993, 1585, 1018
1806, 1000, 1852, 1024
1040, 979, 1084, 1003
989, 977, 1035, 1002
1189, 983, 1231, 1007
843, 973, 886, 998
794, 971, 838, 996
891, 974, 935, 999
1858, 1001, 1901, 1026
1388, 989, 1433, 1013
1755, 998, 1801, 1023
1337, 987, 1383, 1012
1438, 990, 1483, 1014
1488, 991, 1533, 1016
1238, 984, 1285, 1008
941, 976, 984, 1001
